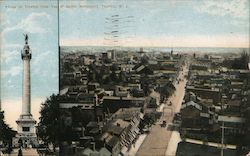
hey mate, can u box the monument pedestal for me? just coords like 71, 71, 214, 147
14, 114, 38, 147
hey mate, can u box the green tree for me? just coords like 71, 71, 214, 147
37, 94, 60, 151
0, 111, 16, 146
140, 112, 162, 129
232, 49, 249, 69
141, 55, 149, 65
156, 82, 176, 101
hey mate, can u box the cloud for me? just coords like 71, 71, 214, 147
1, 44, 22, 63
32, 50, 57, 77
0, 13, 10, 27
2, 12, 52, 35
33, 50, 52, 65
2, 65, 22, 77
196, 0, 249, 19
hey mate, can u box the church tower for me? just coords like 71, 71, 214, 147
16, 34, 37, 147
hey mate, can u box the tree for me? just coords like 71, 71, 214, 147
141, 54, 149, 65
0, 111, 16, 147
139, 112, 162, 129
156, 82, 176, 101
37, 94, 60, 151
231, 49, 249, 69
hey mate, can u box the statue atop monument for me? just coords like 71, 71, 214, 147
24, 34, 28, 44
22, 34, 31, 56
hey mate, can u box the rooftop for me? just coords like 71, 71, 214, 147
176, 142, 237, 156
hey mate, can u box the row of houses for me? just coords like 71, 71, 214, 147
180, 54, 250, 146
59, 49, 182, 155
181, 92, 247, 135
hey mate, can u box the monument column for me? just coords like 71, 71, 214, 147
22, 37, 31, 116
15, 34, 37, 147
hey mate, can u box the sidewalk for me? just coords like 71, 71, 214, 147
7, 148, 39, 156
165, 131, 181, 156
127, 134, 147, 156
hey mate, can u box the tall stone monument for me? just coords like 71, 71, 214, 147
16, 34, 37, 147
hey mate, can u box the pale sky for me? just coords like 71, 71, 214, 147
59, 0, 250, 48
0, 0, 249, 129
1, 1, 59, 129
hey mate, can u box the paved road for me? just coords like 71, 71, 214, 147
4, 148, 39, 156
136, 63, 189, 156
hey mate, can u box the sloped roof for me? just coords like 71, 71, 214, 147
106, 136, 120, 148
181, 101, 202, 111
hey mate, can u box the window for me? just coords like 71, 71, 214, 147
22, 127, 30, 132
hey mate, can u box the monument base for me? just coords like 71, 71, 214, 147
14, 114, 38, 147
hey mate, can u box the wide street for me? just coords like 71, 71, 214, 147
136, 61, 189, 156
3, 148, 39, 156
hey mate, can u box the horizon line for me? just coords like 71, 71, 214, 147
60, 45, 250, 49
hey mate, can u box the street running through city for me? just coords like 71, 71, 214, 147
136, 61, 189, 156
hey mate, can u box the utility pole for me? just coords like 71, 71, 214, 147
220, 86, 224, 156
221, 121, 225, 156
